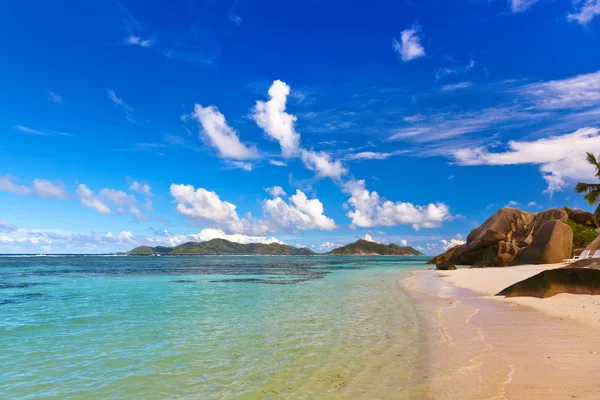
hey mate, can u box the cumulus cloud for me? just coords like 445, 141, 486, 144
263, 190, 337, 231
440, 236, 466, 250
170, 184, 268, 235
77, 184, 112, 214
100, 189, 137, 205
192, 104, 260, 160
363, 233, 376, 242
568, 0, 600, 25
0, 175, 68, 199
265, 186, 287, 197
510, 0, 539, 12
343, 180, 452, 230
252, 80, 301, 158
452, 127, 600, 194
190, 228, 284, 245
300, 149, 347, 180
32, 179, 68, 199
129, 181, 153, 197
319, 241, 342, 251
393, 24, 426, 62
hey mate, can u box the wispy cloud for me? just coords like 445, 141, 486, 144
107, 90, 135, 122
516, 70, 600, 109
568, 0, 600, 25
344, 150, 408, 161
510, 0, 539, 12
441, 82, 473, 91
435, 59, 475, 81
48, 91, 63, 103
392, 24, 426, 62
14, 125, 73, 137
124, 35, 153, 47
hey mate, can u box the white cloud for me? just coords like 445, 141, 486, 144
15, 125, 72, 137
518, 70, 600, 109
77, 184, 112, 214
192, 104, 260, 160
364, 233, 376, 242
0, 175, 68, 199
542, 171, 566, 196
0, 175, 32, 196
393, 24, 426, 62
263, 190, 337, 231
171, 184, 240, 223
452, 127, 600, 193
228, 12, 242, 25
129, 181, 153, 197
229, 161, 254, 171
388, 106, 541, 143
441, 82, 473, 91
527, 201, 541, 208
100, 189, 137, 205
506, 200, 520, 207
344, 180, 452, 230
32, 179, 68, 199
190, 228, 284, 245
48, 91, 63, 103
435, 60, 475, 81
107, 90, 134, 122
252, 80, 301, 158
15, 125, 47, 135
300, 149, 347, 180
0, 220, 17, 231
400, 239, 408, 246
125, 36, 153, 47
265, 186, 287, 197
319, 241, 342, 251
510, 0, 539, 12
568, 0, 600, 25
440, 237, 466, 250
345, 150, 407, 161
269, 160, 287, 167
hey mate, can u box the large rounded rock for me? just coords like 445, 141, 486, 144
465, 208, 535, 253
427, 244, 465, 265
497, 265, 600, 298
511, 220, 573, 265
568, 209, 598, 228
529, 208, 568, 236
435, 258, 457, 270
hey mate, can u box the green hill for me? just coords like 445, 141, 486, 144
327, 239, 423, 256
127, 238, 315, 256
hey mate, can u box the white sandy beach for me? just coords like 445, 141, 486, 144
407, 264, 600, 400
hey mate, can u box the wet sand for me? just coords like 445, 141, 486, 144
406, 264, 600, 399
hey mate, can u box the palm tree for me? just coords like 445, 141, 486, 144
575, 152, 600, 216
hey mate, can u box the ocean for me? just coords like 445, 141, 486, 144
0, 255, 429, 399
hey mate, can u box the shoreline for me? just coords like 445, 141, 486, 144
404, 264, 600, 399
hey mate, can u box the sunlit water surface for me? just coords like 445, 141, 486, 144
0, 255, 429, 399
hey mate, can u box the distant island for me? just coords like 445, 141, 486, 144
124, 238, 423, 256
327, 239, 423, 256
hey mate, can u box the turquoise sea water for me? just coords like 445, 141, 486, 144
0, 256, 428, 399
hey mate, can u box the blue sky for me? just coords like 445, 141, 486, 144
1, 0, 600, 254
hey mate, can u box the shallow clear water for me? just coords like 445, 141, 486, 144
0, 256, 428, 399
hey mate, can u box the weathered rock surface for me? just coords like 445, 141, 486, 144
435, 258, 457, 270
511, 220, 573, 265
465, 208, 534, 252
584, 235, 600, 253
529, 208, 568, 236
568, 209, 598, 228
497, 265, 600, 298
